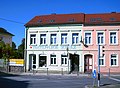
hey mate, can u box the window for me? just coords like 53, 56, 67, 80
99, 56, 105, 66
85, 32, 91, 45
40, 34, 46, 45
111, 54, 118, 66
72, 33, 79, 44
50, 55, 56, 65
61, 55, 67, 65
51, 34, 57, 45
61, 33, 67, 44
110, 32, 117, 44
30, 34, 36, 45
97, 32, 104, 45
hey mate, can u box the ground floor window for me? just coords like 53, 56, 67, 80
99, 55, 105, 66
111, 54, 118, 66
61, 55, 67, 65
50, 54, 56, 65
39, 56, 46, 67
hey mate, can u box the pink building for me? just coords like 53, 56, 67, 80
82, 12, 120, 74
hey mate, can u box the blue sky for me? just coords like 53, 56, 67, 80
0, 0, 120, 47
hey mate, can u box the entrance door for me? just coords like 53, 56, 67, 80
70, 54, 79, 73
29, 54, 36, 70
84, 55, 93, 73
39, 56, 47, 67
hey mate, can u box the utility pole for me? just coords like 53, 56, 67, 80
98, 45, 100, 87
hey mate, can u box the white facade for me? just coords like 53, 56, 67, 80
25, 24, 84, 73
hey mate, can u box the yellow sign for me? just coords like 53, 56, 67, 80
9, 59, 24, 66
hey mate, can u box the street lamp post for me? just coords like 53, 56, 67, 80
67, 47, 69, 74
98, 45, 100, 87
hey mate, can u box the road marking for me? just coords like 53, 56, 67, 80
109, 77, 120, 82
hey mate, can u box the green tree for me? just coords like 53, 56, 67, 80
18, 38, 25, 58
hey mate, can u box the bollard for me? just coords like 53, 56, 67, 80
108, 68, 110, 77
61, 68, 63, 75
47, 68, 48, 76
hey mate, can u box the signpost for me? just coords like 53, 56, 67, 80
93, 69, 96, 87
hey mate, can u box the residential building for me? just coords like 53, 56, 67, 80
0, 27, 14, 47
25, 12, 120, 73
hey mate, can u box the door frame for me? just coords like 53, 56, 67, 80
84, 54, 94, 73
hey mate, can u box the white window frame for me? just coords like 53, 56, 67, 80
110, 54, 118, 66
72, 33, 79, 45
50, 34, 57, 45
99, 55, 105, 66
30, 34, 36, 45
84, 31, 92, 45
61, 33, 68, 45
61, 55, 67, 65
50, 54, 57, 65
40, 34, 46, 45
97, 31, 105, 45
109, 31, 118, 45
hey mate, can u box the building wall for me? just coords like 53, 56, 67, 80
26, 25, 83, 72
0, 34, 12, 47
82, 26, 120, 73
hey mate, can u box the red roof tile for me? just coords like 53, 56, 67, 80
85, 12, 120, 24
25, 13, 85, 27
25, 12, 120, 27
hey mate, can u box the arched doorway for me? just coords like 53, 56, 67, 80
84, 54, 93, 73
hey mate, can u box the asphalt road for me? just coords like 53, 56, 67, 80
0, 74, 120, 88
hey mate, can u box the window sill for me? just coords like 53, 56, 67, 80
29, 44, 37, 46
110, 65, 119, 67
61, 44, 69, 46
50, 44, 58, 46
109, 44, 119, 46
40, 44, 48, 46
72, 44, 81, 46
50, 65, 58, 66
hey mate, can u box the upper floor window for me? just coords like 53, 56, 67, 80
30, 34, 36, 45
85, 32, 92, 45
111, 54, 118, 66
72, 33, 79, 44
40, 34, 46, 45
61, 55, 67, 65
50, 54, 56, 65
51, 34, 57, 45
97, 32, 104, 45
61, 33, 67, 44
110, 32, 117, 44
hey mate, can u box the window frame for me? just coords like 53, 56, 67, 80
40, 34, 46, 45
50, 34, 57, 45
110, 54, 118, 66
99, 55, 105, 66
109, 31, 118, 45
97, 31, 105, 45
61, 55, 67, 65
30, 34, 36, 45
84, 31, 92, 45
50, 54, 57, 65
61, 33, 68, 45
72, 33, 79, 45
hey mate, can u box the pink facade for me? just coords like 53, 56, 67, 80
82, 26, 120, 73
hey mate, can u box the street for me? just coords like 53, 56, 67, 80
0, 73, 120, 88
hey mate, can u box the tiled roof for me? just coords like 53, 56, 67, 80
25, 12, 120, 27
85, 12, 120, 25
25, 13, 85, 27
0, 27, 14, 36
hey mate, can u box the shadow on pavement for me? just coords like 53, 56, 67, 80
0, 71, 29, 88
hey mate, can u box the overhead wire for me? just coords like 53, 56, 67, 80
0, 17, 25, 24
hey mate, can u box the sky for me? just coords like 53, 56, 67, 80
0, 0, 120, 48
